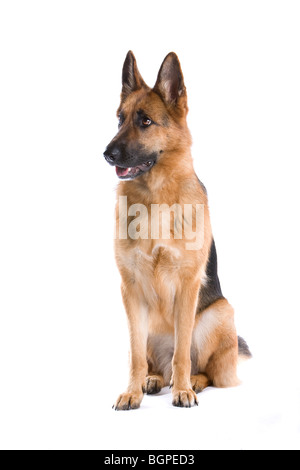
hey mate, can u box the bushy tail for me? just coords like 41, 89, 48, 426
238, 336, 252, 359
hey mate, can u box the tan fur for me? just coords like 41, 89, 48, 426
110, 52, 241, 410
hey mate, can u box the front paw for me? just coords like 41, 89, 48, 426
113, 392, 143, 411
172, 388, 198, 408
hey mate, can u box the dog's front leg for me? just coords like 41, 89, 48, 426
114, 283, 148, 411
171, 280, 200, 408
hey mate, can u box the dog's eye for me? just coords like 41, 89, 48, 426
141, 117, 152, 127
118, 113, 125, 128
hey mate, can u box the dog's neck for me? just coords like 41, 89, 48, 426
118, 150, 196, 205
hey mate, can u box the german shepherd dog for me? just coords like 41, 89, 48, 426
104, 51, 251, 410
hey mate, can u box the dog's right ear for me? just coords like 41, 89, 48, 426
121, 51, 147, 101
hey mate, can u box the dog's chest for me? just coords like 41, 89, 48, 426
126, 242, 182, 309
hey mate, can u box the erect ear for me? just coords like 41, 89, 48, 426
121, 51, 147, 101
153, 52, 187, 107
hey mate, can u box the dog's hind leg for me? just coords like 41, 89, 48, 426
192, 298, 240, 389
145, 334, 173, 394
205, 340, 240, 388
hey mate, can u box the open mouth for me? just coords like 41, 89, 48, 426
115, 161, 155, 180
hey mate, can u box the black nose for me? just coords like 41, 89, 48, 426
104, 146, 120, 165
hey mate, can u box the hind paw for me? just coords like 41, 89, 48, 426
191, 374, 211, 394
145, 375, 164, 395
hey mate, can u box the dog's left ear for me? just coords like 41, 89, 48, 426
121, 51, 147, 102
153, 53, 187, 109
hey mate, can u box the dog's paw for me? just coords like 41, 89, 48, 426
145, 375, 164, 395
113, 392, 143, 411
172, 388, 198, 408
191, 374, 211, 394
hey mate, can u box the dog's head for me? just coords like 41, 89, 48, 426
104, 51, 191, 181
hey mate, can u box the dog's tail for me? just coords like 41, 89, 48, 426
238, 336, 252, 360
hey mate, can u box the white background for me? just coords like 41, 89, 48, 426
0, 0, 300, 450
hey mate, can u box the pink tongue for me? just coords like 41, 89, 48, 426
116, 167, 129, 178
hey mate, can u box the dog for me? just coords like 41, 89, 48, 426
104, 51, 251, 410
